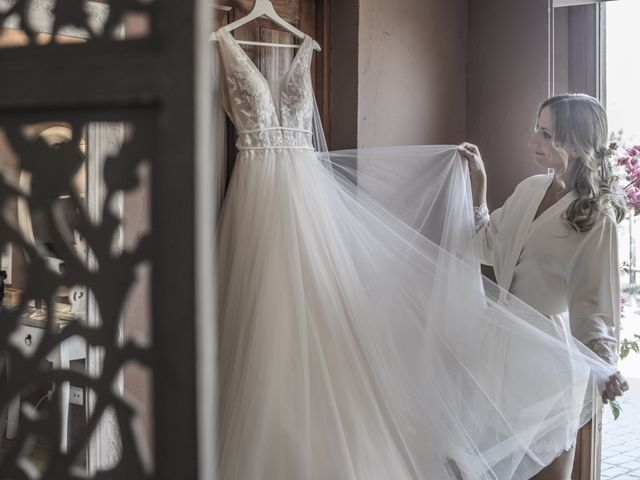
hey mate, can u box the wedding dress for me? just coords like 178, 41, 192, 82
215, 27, 615, 480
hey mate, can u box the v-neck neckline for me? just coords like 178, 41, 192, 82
529, 174, 575, 232
501, 174, 577, 291
219, 27, 312, 114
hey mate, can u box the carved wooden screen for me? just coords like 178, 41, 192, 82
0, 1, 214, 479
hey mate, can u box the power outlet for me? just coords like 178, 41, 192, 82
70, 386, 84, 406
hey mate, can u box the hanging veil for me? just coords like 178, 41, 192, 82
214, 33, 616, 479
308, 99, 613, 478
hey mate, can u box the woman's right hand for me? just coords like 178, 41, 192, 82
458, 142, 487, 209
458, 142, 487, 181
602, 371, 629, 404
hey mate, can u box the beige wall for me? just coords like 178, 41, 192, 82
336, 0, 551, 204
466, 0, 550, 209
357, 0, 468, 147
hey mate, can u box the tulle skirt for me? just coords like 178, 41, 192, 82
216, 145, 612, 479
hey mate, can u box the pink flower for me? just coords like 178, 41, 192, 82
626, 188, 640, 208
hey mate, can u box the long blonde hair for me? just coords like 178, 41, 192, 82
538, 93, 625, 232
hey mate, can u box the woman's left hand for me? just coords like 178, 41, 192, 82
602, 371, 629, 403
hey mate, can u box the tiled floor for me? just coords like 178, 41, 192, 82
602, 377, 640, 479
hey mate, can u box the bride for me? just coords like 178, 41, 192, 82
460, 93, 628, 479
215, 21, 625, 479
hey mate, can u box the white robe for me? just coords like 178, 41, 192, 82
474, 173, 620, 363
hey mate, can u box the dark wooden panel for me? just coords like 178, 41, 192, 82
572, 400, 603, 480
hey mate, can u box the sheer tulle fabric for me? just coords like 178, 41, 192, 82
215, 28, 614, 480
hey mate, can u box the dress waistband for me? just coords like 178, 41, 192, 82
237, 127, 313, 135
237, 146, 315, 151
236, 126, 314, 151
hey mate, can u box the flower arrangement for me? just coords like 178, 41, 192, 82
617, 144, 640, 213
610, 143, 640, 419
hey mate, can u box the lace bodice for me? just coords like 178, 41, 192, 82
216, 27, 315, 151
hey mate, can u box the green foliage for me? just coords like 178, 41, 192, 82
609, 334, 640, 420
620, 335, 640, 360
610, 400, 622, 420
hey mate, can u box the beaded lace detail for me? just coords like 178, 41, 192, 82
225, 59, 279, 133
217, 28, 315, 151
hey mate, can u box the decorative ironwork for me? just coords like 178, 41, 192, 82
0, 115, 153, 478
0, 0, 156, 43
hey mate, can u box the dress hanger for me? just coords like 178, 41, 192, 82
211, 0, 321, 51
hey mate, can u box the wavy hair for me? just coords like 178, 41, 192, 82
538, 93, 625, 232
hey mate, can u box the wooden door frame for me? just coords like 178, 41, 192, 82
550, 3, 608, 478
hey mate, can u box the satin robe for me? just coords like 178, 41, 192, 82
474, 173, 620, 362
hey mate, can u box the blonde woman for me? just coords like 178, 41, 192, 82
460, 93, 629, 479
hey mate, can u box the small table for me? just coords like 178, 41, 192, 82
3, 306, 86, 453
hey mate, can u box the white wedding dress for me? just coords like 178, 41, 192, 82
215, 27, 614, 480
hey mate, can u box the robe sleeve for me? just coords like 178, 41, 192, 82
472, 205, 503, 266
567, 216, 620, 365
471, 176, 535, 265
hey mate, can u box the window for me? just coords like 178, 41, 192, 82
603, 2, 640, 479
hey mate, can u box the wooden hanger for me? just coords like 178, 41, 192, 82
211, 0, 321, 51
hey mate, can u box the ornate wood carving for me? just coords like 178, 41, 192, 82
0, 1, 215, 478
0, 0, 151, 42
0, 113, 153, 478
